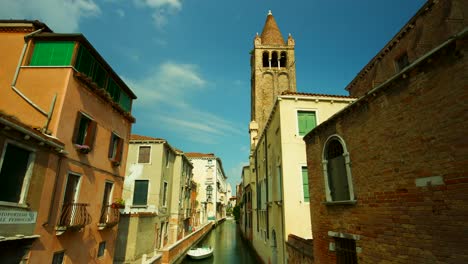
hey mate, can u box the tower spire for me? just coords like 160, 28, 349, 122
260, 10, 285, 45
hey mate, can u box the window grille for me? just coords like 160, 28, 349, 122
335, 237, 358, 264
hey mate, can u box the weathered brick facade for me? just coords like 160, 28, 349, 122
304, 1, 467, 263
346, 0, 467, 97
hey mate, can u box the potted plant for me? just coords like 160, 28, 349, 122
74, 144, 91, 154
111, 198, 125, 209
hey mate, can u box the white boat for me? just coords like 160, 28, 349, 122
187, 246, 213, 259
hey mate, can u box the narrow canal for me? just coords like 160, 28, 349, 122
181, 219, 257, 264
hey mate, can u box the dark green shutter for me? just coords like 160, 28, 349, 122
302, 167, 310, 202
30, 41, 74, 66
133, 180, 148, 205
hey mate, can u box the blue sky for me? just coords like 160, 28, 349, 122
1, 0, 426, 190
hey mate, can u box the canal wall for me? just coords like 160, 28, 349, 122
160, 222, 214, 264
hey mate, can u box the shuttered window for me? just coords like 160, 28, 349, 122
297, 111, 317, 136
30, 41, 74, 66
133, 180, 148, 205
302, 166, 310, 202
138, 146, 151, 163
73, 112, 96, 149
108, 133, 123, 164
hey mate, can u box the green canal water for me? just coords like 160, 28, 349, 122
181, 219, 257, 264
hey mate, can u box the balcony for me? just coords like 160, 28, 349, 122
98, 205, 120, 230
56, 203, 92, 235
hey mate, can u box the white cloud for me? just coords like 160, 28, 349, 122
125, 61, 243, 144
116, 9, 125, 18
0, 0, 100, 32
134, 0, 182, 29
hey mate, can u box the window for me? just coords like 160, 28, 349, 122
74, 45, 133, 112
73, 112, 96, 150
262, 52, 269, 67
323, 135, 354, 202
108, 132, 123, 163
133, 180, 148, 205
97, 241, 106, 258
297, 111, 317, 136
335, 237, 358, 264
165, 148, 170, 167
52, 251, 65, 264
102, 182, 113, 207
395, 52, 409, 72
302, 166, 310, 202
162, 181, 168, 206
276, 166, 282, 201
280, 51, 287, 67
0, 142, 34, 204
63, 173, 81, 205
30, 41, 74, 66
138, 146, 151, 163
271, 51, 278, 68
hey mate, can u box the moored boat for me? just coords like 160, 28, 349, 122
187, 246, 213, 259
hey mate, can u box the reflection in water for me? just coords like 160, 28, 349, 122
182, 219, 257, 264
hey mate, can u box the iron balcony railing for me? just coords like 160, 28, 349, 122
98, 204, 120, 229
56, 203, 92, 234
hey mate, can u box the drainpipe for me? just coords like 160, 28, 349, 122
43, 152, 63, 227
11, 27, 58, 133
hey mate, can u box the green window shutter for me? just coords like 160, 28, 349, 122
119, 92, 132, 112
302, 166, 310, 202
298, 111, 317, 136
75, 45, 95, 77
30, 41, 74, 66
133, 180, 148, 205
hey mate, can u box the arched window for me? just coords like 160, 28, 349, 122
262, 52, 269, 67
322, 135, 354, 202
280, 52, 287, 67
271, 229, 277, 248
271, 51, 278, 68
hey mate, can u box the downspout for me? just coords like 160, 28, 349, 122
264, 132, 269, 241
43, 152, 63, 227
11, 27, 58, 133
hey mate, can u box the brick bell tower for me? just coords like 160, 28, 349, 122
249, 10, 297, 147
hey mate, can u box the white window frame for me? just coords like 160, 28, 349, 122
0, 140, 36, 207
137, 145, 152, 164
322, 134, 355, 203
296, 108, 319, 138
62, 171, 82, 205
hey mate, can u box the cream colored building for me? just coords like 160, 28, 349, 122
115, 134, 189, 263
250, 94, 355, 263
186, 153, 229, 224
169, 149, 194, 243
245, 11, 356, 264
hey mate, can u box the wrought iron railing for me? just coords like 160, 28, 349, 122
98, 205, 120, 229
56, 203, 92, 233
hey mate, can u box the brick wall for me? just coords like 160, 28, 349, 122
346, 0, 467, 97
286, 234, 313, 264
304, 30, 467, 263
159, 222, 213, 264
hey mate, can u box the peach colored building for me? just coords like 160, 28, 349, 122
0, 20, 136, 263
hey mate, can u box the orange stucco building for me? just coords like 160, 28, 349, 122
0, 20, 136, 263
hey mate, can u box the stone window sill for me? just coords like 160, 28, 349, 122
323, 200, 357, 206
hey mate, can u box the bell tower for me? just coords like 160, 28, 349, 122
250, 11, 296, 145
